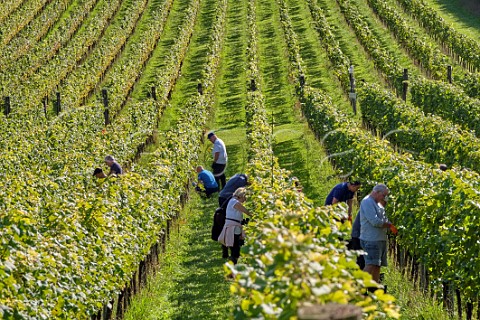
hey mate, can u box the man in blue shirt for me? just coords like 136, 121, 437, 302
325, 181, 361, 220
196, 166, 219, 197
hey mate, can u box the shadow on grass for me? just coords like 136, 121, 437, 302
169, 198, 233, 319
169, 0, 217, 106
273, 139, 324, 203
179, 0, 217, 81
434, 0, 480, 31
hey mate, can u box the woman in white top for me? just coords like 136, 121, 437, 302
218, 188, 252, 264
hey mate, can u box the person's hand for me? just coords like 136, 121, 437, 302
389, 224, 398, 235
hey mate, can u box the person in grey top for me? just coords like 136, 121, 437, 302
105, 155, 123, 176
349, 197, 387, 270
359, 184, 397, 282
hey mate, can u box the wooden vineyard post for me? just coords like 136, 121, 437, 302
402, 69, 408, 101
55, 92, 61, 115
103, 300, 114, 320
197, 82, 203, 95
43, 97, 48, 118
299, 74, 305, 87
151, 86, 157, 101
409, 254, 419, 286
139, 260, 147, 289
4, 96, 11, 116
124, 284, 131, 314
443, 282, 454, 317
348, 66, 357, 115
477, 298, 480, 320
250, 79, 257, 91
447, 65, 452, 84
456, 289, 462, 320
297, 304, 362, 320
116, 289, 125, 320
466, 299, 473, 320
161, 231, 166, 252
102, 89, 109, 126
298, 74, 305, 97
166, 219, 171, 241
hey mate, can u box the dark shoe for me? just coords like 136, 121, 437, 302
367, 286, 378, 294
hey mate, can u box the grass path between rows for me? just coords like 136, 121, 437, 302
256, 0, 338, 206
124, 194, 233, 319
422, 0, 480, 42
124, 0, 248, 318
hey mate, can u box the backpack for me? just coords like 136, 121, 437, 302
211, 197, 231, 241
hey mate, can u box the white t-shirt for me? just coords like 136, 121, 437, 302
226, 198, 243, 222
212, 138, 227, 164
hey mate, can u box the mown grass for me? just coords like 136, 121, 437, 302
126, 0, 246, 317
130, 0, 192, 104
124, 194, 234, 320
285, 0, 350, 109
255, 0, 339, 205
420, 0, 480, 42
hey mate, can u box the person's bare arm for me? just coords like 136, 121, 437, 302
234, 202, 251, 217
214, 152, 220, 162
347, 199, 353, 216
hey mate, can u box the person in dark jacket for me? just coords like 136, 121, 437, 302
218, 173, 248, 207
325, 181, 361, 221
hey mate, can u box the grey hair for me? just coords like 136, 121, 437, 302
233, 187, 247, 199
372, 183, 389, 194
105, 155, 115, 162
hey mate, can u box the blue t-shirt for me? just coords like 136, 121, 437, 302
219, 174, 247, 198
111, 162, 123, 175
198, 170, 218, 189
325, 182, 354, 205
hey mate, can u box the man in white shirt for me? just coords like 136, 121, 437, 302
208, 132, 228, 190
